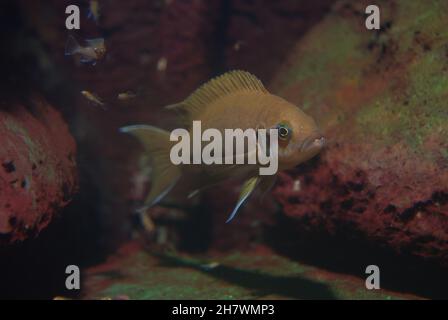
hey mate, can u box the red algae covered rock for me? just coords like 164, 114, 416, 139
270, 0, 448, 263
0, 96, 77, 243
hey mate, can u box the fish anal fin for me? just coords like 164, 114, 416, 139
226, 176, 260, 223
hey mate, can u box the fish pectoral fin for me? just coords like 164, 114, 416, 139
226, 176, 260, 223
120, 125, 181, 207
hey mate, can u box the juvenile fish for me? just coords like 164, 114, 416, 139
118, 91, 137, 101
65, 36, 106, 65
121, 71, 325, 223
81, 90, 105, 108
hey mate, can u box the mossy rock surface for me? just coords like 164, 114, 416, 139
270, 0, 448, 263
82, 242, 420, 300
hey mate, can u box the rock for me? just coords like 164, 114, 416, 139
270, 0, 448, 263
81, 241, 422, 300
225, 0, 335, 81
0, 96, 77, 243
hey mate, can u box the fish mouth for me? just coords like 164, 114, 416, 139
301, 133, 326, 153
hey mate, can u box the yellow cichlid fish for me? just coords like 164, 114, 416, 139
121, 71, 325, 223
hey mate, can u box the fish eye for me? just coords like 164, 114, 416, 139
276, 123, 292, 140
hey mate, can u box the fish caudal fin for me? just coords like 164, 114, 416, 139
226, 176, 260, 223
120, 125, 181, 208
65, 35, 80, 56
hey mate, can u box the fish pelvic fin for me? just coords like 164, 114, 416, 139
65, 35, 81, 56
166, 70, 268, 126
120, 125, 181, 207
226, 176, 260, 223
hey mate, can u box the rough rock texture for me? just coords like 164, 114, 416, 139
0, 96, 78, 243
225, 0, 335, 81
270, 0, 448, 264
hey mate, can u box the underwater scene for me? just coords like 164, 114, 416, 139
0, 0, 447, 301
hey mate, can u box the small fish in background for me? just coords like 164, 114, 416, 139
65, 35, 106, 65
81, 90, 106, 109
87, 0, 101, 24
118, 91, 137, 101
233, 40, 246, 51
121, 70, 326, 223
157, 57, 168, 72
292, 179, 301, 192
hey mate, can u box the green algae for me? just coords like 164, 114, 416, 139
272, 0, 448, 158
274, 16, 369, 111
84, 248, 419, 300
4, 117, 42, 165
356, 46, 448, 153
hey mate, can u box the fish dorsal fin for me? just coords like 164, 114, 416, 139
166, 70, 268, 123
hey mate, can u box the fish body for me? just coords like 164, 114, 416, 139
121, 71, 325, 222
87, 0, 100, 23
65, 36, 106, 65
81, 90, 105, 107
118, 91, 137, 101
